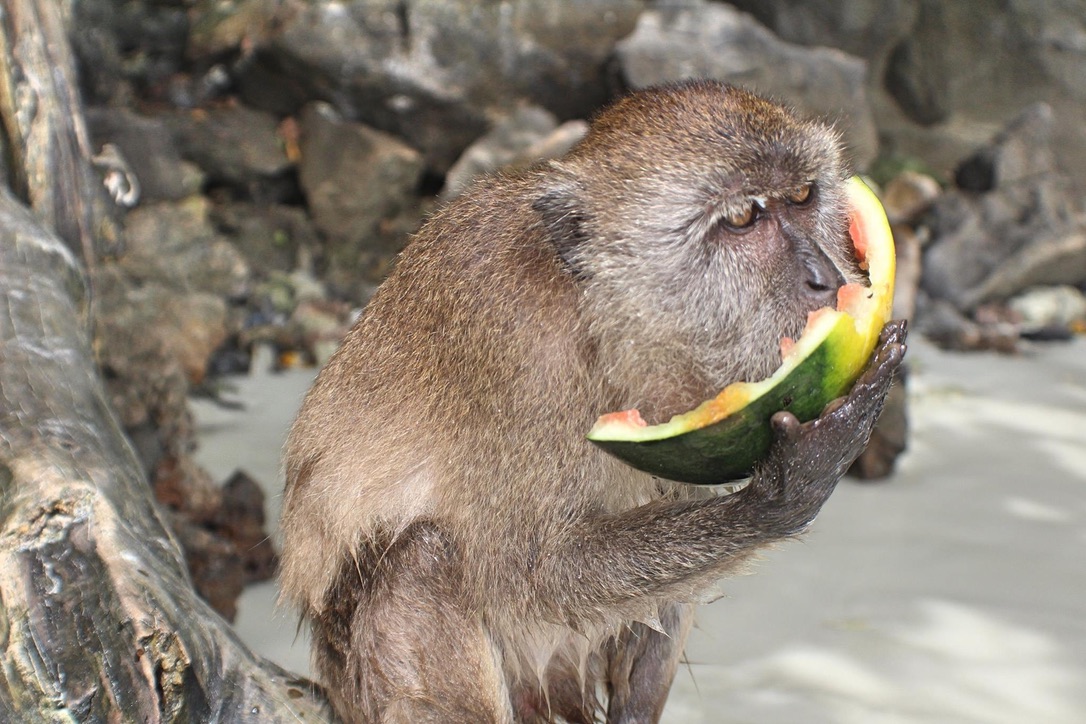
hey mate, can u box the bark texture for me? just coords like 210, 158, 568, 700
0, 0, 121, 263
0, 189, 330, 721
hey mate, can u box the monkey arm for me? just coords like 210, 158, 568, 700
535, 320, 908, 620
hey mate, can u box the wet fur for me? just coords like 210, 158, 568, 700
281, 81, 867, 722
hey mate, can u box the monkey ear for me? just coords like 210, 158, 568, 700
533, 175, 589, 276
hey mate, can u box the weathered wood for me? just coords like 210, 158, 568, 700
0, 0, 120, 264
0, 188, 332, 721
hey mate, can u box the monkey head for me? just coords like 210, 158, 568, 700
536, 80, 863, 422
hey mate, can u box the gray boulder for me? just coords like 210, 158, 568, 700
442, 105, 587, 199
1008, 286, 1086, 332
232, 0, 644, 171
733, 0, 1086, 195
921, 104, 1086, 312
69, 0, 190, 105
298, 102, 424, 250
121, 197, 251, 300
165, 105, 293, 200
727, 0, 915, 61
85, 108, 201, 203
297, 102, 427, 298
210, 202, 322, 278
615, 1, 878, 168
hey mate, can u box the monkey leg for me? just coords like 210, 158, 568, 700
606, 602, 694, 724
312, 521, 512, 724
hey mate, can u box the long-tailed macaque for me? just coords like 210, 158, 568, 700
280, 80, 907, 723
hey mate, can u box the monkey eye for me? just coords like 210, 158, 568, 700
722, 202, 760, 230
787, 182, 814, 205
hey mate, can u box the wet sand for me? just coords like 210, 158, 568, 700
192, 336, 1086, 722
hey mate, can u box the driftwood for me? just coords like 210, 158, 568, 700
0, 0, 121, 265
0, 0, 332, 717
0, 188, 332, 720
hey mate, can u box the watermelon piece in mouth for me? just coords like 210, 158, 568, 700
586, 176, 897, 485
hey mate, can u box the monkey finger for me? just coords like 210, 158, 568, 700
848, 320, 908, 394
878, 318, 909, 349
819, 396, 848, 417
769, 410, 802, 442
814, 337, 905, 421
857, 340, 907, 394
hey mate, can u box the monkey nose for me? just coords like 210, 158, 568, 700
803, 258, 845, 309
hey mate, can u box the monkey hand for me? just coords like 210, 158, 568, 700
743, 319, 908, 535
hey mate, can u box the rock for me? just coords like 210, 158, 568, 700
297, 102, 426, 298
252, 273, 305, 317
1008, 285, 1086, 331
954, 104, 1057, 192
914, 296, 1018, 353
732, 0, 1086, 199
210, 202, 322, 277
442, 105, 587, 198
166, 105, 295, 200
288, 268, 329, 304
233, 0, 644, 171
205, 344, 253, 378
85, 108, 201, 202
291, 301, 352, 367
110, 198, 247, 386
298, 102, 424, 246
216, 470, 279, 584
727, 0, 914, 61
921, 104, 1086, 312
93, 259, 268, 621
849, 372, 908, 481
187, 0, 290, 59
95, 275, 193, 475
165, 468, 280, 618
169, 511, 246, 621
963, 233, 1086, 308
99, 278, 228, 387
163, 291, 230, 385
153, 451, 224, 522
880, 3, 951, 126
881, 170, 941, 225
890, 223, 923, 321
443, 105, 557, 198
69, 0, 190, 105
242, 270, 353, 365
906, 3, 1086, 185
615, 0, 878, 168
122, 197, 251, 299
523, 120, 590, 164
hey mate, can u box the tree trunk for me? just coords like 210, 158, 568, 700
0, 184, 331, 720
0, 0, 121, 266
0, 0, 331, 716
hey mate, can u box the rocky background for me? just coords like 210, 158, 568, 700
67, 0, 1086, 617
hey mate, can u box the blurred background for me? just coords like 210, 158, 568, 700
2, 0, 1085, 721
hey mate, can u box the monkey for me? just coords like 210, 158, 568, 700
279, 80, 907, 723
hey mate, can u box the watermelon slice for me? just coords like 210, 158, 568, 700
587, 177, 897, 484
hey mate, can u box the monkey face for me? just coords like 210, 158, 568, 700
538, 81, 861, 419
692, 176, 861, 368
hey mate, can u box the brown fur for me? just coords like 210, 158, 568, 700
280, 81, 874, 723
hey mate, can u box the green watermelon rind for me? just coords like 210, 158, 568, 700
588, 314, 861, 484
